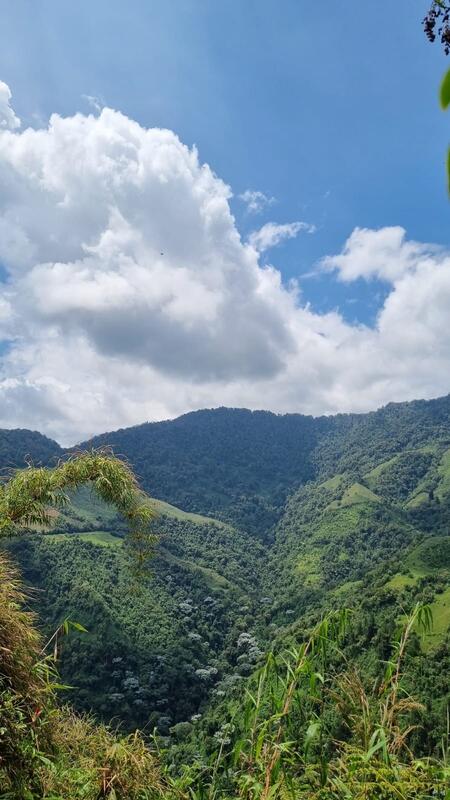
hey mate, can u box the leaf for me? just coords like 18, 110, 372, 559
304, 720, 321, 757
37, 754, 56, 770
50, 682, 74, 691
68, 620, 88, 633
440, 69, 450, 110
254, 728, 266, 761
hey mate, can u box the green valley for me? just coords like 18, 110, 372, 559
1, 396, 450, 797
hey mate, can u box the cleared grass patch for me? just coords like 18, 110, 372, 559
364, 456, 399, 489
148, 497, 226, 526
296, 551, 322, 587
332, 579, 364, 597
386, 535, 450, 591
386, 573, 418, 590
405, 491, 429, 509
159, 547, 234, 591
46, 531, 122, 547
435, 447, 450, 500
408, 535, 450, 575
327, 483, 380, 510
319, 474, 345, 491
422, 586, 450, 651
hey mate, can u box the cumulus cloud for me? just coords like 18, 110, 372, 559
0, 81, 449, 444
248, 221, 315, 252
239, 189, 275, 214
321, 226, 437, 283
0, 81, 20, 130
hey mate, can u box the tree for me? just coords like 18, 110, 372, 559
423, 2, 450, 192
0, 450, 157, 574
423, 1, 450, 54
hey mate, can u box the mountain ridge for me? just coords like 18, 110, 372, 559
4, 393, 450, 535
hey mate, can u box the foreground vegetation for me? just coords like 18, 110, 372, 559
1, 547, 448, 798
2, 396, 450, 797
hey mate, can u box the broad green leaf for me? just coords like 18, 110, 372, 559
304, 720, 321, 757
68, 620, 88, 633
440, 69, 450, 110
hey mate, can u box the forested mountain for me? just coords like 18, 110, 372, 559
1, 395, 450, 797
5, 394, 450, 531
0, 427, 61, 470
74, 395, 450, 535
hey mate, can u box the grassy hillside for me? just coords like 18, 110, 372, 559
8, 404, 449, 747
71, 396, 450, 538
5, 494, 266, 731
1, 395, 450, 795
4, 393, 450, 534
268, 440, 450, 638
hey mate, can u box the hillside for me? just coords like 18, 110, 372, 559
267, 438, 450, 637
0, 427, 61, 470
74, 396, 450, 536
0, 395, 450, 794
5, 494, 265, 731
4, 395, 450, 534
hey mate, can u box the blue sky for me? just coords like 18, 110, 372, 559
1, 0, 448, 324
0, 0, 448, 442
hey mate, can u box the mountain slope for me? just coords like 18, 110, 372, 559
266, 436, 450, 657
78, 407, 326, 535
76, 396, 450, 535
1, 394, 450, 750
6, 496, 265, 731
3, 394, 450, 535
0, 428, 61, 470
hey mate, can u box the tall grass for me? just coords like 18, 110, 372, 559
164, 605, 449, 800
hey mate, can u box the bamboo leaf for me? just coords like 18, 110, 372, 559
440, 69, 450, 110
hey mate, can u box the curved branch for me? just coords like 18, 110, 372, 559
0, 450, 157, 573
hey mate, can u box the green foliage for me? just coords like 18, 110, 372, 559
0, 552, 56, 796
441, 69, 450, 109
79, 408, 323, 536
162, 606, 449, 799
0, 450, 157, 576
423, 2, 450, 191
38, 709, 164, 800
1, 398, 450, 796
5, 396, 450, 533
73, 398, 450, 535
442, 70, 450, 193
5, 508, 264, 730
0, 428, 61, 472
0, 550, 165, 799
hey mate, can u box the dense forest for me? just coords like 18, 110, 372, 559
0, 395, 449, 797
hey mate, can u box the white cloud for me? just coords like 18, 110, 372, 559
0, 81, 20, 130
321, 226, 437, 283
239, 189, 275, 214
248, 221, 315, 252
0, 82, 449, 444
82, 94, 104, 113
